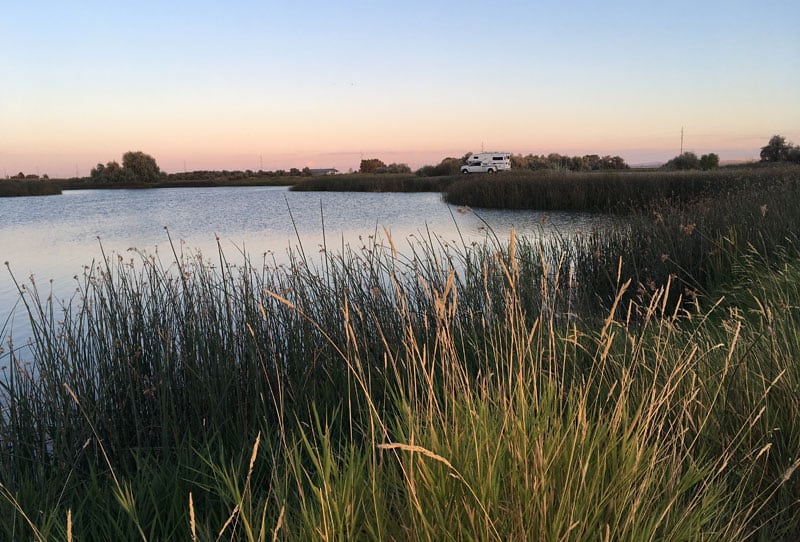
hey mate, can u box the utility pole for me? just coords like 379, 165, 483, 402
680, 127, 684, 155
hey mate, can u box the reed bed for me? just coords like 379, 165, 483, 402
444, 164, 800, 213
0, 180, 62, 198
291, 173, 455, 192
2, 177, 800, 539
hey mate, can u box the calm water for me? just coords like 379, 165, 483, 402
1, 186, 606, 341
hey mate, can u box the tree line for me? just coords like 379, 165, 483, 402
659, 135, 800, 171
414, 152, 630, 177
86, 135, 800, 185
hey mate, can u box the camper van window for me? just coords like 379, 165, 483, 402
493, 156, 503, 160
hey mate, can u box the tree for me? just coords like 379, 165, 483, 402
699, 153, 719, 170
760, 135, 800, 163
359, 158, 386, 174
376, 163, 412, 174
760, 135, 790, 162
415, 157, 463, 177
662, 152, 701, 170
122, 151, 161, 183
91, 160, 132, 183
600, 155, 629, 170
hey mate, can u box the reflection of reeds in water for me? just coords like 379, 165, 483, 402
1, 174, 800, 537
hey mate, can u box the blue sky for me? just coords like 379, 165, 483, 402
2, 1, 798, 176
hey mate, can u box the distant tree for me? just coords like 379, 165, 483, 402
301, 167, 312, 176
760, 135, 791, 162
434, 157, 463, 176
600, 155, 629, 170
699, 153, 719, 170
122, 151, 161, 183
376, 163, 412, 174
571, 156, 588, 171
510, 154, 528, 169
90, 163, 105, 179
527, 155, 550, 170
289, 167, 301, 176
91, 160, 132, 183
546, 153, 568, 170
663, 152, 701, 170
359, 158, 386, 173
578, 155, 595, 170
415, 156, 463, 177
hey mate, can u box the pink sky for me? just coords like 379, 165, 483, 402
2, 1, 798, 178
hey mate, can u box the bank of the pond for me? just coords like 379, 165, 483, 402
53, 176, 294, 190
0, 180, 62, 197
2, 236, 799, 539
444, 163, 800, 212
291, 172, 456, 192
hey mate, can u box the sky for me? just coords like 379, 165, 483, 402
2, 1, 799, 177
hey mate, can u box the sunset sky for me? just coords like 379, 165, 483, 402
2, 0, 798, 177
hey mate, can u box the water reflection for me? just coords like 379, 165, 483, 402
1, 186, 610, 340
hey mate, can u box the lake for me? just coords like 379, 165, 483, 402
1, 186, 607, 343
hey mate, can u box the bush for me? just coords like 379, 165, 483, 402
416, 156, 463, 176
663, 152, 701, 170
699, 153, 719, 170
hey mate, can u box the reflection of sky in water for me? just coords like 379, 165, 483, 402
1, 186, 612, 338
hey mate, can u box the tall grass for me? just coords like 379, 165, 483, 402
2, 178, 800, 538
444, 164, 800, 212
0, 180, 62, 197
291, 173, 455, 192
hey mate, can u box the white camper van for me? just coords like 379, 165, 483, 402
460, 152, 512, 174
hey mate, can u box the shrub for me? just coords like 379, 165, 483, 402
663, 152, 701, 170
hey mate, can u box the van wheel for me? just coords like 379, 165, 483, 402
461, 169, 469, 174
487, 168, 495, 173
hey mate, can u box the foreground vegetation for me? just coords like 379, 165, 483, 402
2, 168, 800, 539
